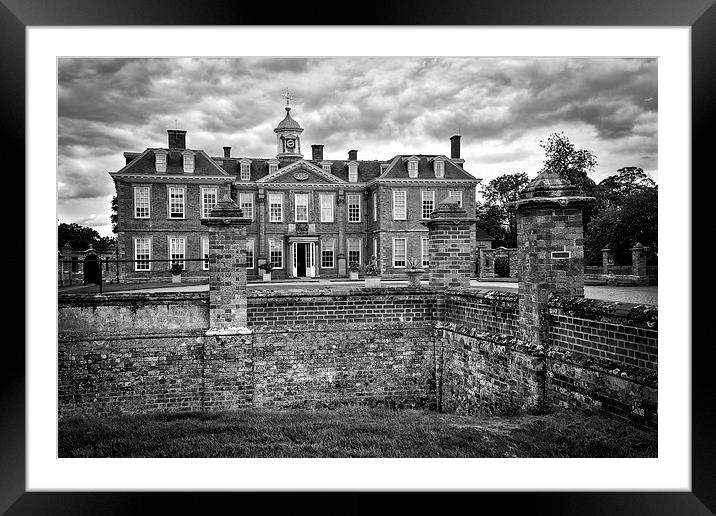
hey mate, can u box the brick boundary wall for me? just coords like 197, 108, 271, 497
246, 287, 440, 327
442, 288, 520, 338
58, 287, 658, 428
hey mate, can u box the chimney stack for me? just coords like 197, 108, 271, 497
311, 144, 324, 161
167, 129, 187, 150
348, 149, 358, 161
223, 146, 231, 159
450, 135, 461, 160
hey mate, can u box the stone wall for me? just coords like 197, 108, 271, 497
58, 287, 657, 428
58, 290, 438, 418
545, 296, 658, 427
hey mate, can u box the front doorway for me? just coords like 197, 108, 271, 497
291, 241, 316, 278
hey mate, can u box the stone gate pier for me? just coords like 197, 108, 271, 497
510, 170, 594, 347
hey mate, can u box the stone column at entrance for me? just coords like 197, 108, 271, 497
630, 242, 649, 284
201, 195, 252, 331
511, 171, 594, 347
601, 246, 615, 275
424, 198, 476, 288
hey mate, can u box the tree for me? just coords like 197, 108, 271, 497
110, 195, 118, 234
540, 132, 597, 194
478, 172, 530, 247
475, 202, 508, 247
584, 167, 658, 264
58, 222, 117, 253
595, 166, 655, 207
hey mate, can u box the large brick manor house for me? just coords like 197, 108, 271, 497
111, 104, 482, 281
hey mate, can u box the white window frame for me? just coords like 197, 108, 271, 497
372, 191, 377, 222
134, 186, 151, 219
408, 159, 419, 178
182, 151, 195, 174
201, 187, 218, 219
294, 193, 309, 223
202, 236, 210, 270
320, 193, 334, 223
269, 193, 283, 222
322, 163, 332, 175
448, 190, 463, 207
155, 150, 167, 173
134, 237, 151, 271
393, 237, 407, 268
168, 186, 185, 219
269, 239, 284, 269
245, 239, 255, 269
433, 159, 445, 178
240, 160, 251, 181
347, 238, 362, 267
421, 237, 429, 267
348, 164, 358, 183
393, 190, 407, 220
239, 192, 254, 221
168, 237, 186, 270
268, 161, 279, 174
347, 193, 361, 223
421, 190, 435, 220
321, 239, 335, 269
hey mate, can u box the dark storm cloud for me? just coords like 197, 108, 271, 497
58, 57, 657, 234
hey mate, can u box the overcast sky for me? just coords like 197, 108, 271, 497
58, 57, 657, 237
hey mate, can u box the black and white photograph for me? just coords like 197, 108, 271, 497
56, 56, 659, 459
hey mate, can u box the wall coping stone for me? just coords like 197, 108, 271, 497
251, 321, 436, 334
58, 292, 209, 306
547, 348, 658, 387
247, 286, 441, 299
58, 329, 207, 342
548, 296, 657, 329
443, 287, 519, 305
436, 321, 543, 355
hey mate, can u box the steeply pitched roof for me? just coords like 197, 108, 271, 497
380, 155, 478, 181
112, 149, 231, 177
213, 155, 477, 184
216, 157, 389, 183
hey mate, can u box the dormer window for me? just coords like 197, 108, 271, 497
348, 163, 358, 183
407, 157, 419, 178
181, 151, 195, 174
154, 150, 167, 173
268, 159, 279, 175
380, 163, 390, 174
239, 159, 252, 181
433, 158, 445, 178
321, 161, 333, 175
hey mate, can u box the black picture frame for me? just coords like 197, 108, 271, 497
6, 0, 713, 513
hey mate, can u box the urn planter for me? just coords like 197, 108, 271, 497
349, 270, 359, 281
405, 269, 425, 287
262, 272, 272, 282
171, 273, 181, 284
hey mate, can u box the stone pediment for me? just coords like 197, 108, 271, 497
257, 160, 345, 184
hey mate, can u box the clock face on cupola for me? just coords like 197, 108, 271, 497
273, 89, 304, 159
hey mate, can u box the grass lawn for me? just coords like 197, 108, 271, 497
58, 406, 656, 458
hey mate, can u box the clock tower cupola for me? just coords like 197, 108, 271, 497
274, 89, 304, 160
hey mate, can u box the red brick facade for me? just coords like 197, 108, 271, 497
111, 110, 480, 282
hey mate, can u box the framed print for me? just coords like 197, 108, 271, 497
7, 0, 714, 513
